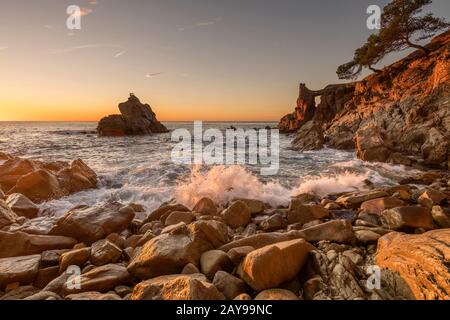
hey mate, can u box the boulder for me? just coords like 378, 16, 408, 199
227, 246, 255, 265
0, 255, 41, 290
90, 240, 122, 266
62, 264, 131, 295
418, 189, 447, 208
192, 198, 218, 216
260, 214, 284, 232
234, 199, 266, 215
213, 271, 248, 300
97, 94, 168, 136
34, 266, 60, 289
376, 229, 450, 300
237, 239, 314, 291
287, 201, 329, 225
421, 128, 449, 166
59, 248, 91, 273
144, 203, 190, 223
65, 291, 122, 300
0, 158, 38, 192
431, 206, 450, 228
301, 220, 356, 243
0, 200, 17, 229
380, 206, 433, 230
0, 285, 40, 300
336, 191, 389, 208
5, 193, 39, 219
354, 124, 393, 162
164, 211, 195, 226
360, 197, 405, 215
219, 231, 305, 252
57, 159, 98, 194
255, 289, 299, 300
9, 169, 64, 203
0, 231, 77, 259
131, 273, 225, 300
50, 202, 135, 244
221, 201, 251, 228
200, 250, 233, 279
127, 221, 228, 279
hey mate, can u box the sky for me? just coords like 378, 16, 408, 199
0, 0, 449, 121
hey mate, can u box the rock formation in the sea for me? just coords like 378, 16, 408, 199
97, 94, 168, 137
0, 154, 97, 203
280, 30, 450, 169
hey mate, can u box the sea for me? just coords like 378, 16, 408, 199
0, 121, 420, 216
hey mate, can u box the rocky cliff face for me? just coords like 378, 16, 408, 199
97, 94, 168, 137
280, 30, 450, 169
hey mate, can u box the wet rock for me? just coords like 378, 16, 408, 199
50, 202, 135, 244
127, 221, 228, 279
255, 289, 299, 300
0, 255, 41, 290
0, 231, 77, 259
234, 199, 266, 215
418, 189, 447, 208
131, 273, 225, 300
376, 229, 450, 299
380, 206, 433, 230
213, 271, 248, 300
5, 193, 39, 219
144, 203, 190, 223
291, 121, 324, 151
221, 201, 251, 228
237, 239, 314, 291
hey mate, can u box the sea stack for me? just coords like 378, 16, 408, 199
97, 93, 168, 137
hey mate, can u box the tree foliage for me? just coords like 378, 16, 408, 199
337, 0, 449, 80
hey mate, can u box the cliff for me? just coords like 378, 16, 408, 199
97, 94, 168, 137
280, 30, 450, 169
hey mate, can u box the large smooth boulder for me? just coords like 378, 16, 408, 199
200, 250, 233, 279
97, 94, 168, 136
212, 271, 248, 300
131, 273, 225, 300
0, 158, 38, 192
144, 203, 190, 223
90, 239, 122, 266
221, 201, 251, 228
376, 229, 450, 300
57, 159, 98, 195
237, 239, 314, 291
380, 206, 433, 230
59, 248, 91, 273
336, 191, 389, 208
9, 169, 64, 203
62, 264, 132, 295
127, 221, 229, 279
0, 231, 77, 258
0, 255, 41, 290
5, 193, 39, 219
50, 202, 135, 244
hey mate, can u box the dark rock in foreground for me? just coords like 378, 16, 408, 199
97, 94, 168, 137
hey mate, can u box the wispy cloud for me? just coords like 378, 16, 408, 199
114, 50, 127, 58
145, 72, 163, 78
50, 44, 121, 54
178, 17, 224, 31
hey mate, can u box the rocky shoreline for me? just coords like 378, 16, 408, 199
279, 31, 450, 170
1, 153, 449, 300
